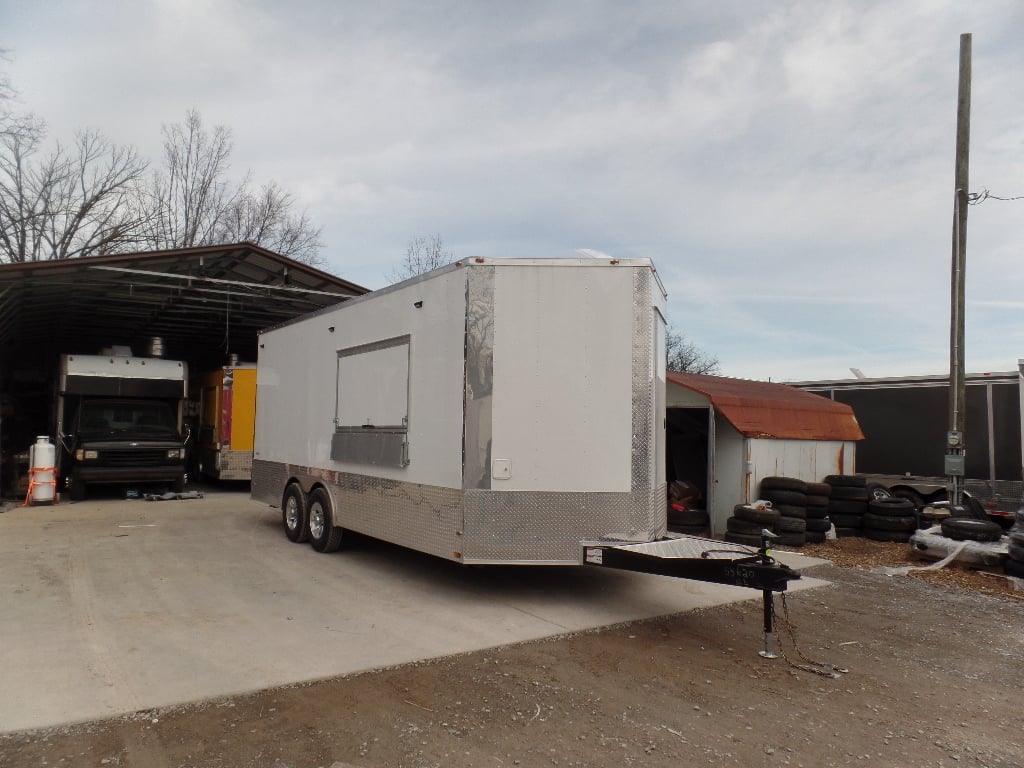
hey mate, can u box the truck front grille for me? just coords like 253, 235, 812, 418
101, 449, 173, 467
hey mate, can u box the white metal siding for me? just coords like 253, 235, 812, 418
747, 439, 854, 488
254, 269, 468, 488
489, 266, 634, 492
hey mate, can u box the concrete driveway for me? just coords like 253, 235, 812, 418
0, 489, 829, 733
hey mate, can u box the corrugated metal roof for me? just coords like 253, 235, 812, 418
667, 371, 864, 441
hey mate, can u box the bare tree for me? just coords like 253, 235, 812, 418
666, 323, 720, 375
386, 233, 452, 283
219, 181, 323, 265
0, 120, 148, 263
143, 110, 323, 265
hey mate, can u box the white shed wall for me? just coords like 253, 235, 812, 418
709, 413, 745, 535
747, 439, 856, 490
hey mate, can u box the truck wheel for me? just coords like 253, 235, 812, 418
172, 473, 187, 493
69, 470, 87, 501
282, 483, 309, 543
308, 487, 344, 553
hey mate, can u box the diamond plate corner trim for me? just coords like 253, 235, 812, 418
464, 266, 495, 490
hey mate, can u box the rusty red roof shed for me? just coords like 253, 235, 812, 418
667, 371, 864, 441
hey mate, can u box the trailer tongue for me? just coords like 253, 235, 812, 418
583, 532, 802, 657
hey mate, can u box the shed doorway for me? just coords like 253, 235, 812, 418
666, 407, 711, 509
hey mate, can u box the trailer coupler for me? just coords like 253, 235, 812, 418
582, 531, 801, 657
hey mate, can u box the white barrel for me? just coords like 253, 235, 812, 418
29, 436, 56, 504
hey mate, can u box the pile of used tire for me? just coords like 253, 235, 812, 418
803, 482, 832, 543
724, 503, 779, 547
825, 475, 869, 537
757, 476, 809, 547
862, 497, 918, 542
1006, 510, 1024, 578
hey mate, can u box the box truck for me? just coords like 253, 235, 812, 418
56, 352, 189, 500
190, 363, 257, 481
252, 258, 800, 603
793, 363, 1024, 524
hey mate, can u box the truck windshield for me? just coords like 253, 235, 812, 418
78, 400, 178, 437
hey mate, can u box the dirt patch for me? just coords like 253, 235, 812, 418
3, 541, 1024, 768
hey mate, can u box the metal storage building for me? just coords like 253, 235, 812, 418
666, 372, 864, 534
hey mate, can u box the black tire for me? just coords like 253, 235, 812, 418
892, 488, 925, 510
805, 517, 832, 533
726, 517, 769, 536
1005, 557, 1024, 578
774, 504, 807, 520
1006, 541, 1024, 562
829, 499, 867, 516
775, 532, 806, 547
835, 526, 861, 538
733, 504, 780, 524
830, 486, 870, 501
172, 473, 187, 493
668, 508, 710, 526
805, 530, 827, 544
68, 470, 87, 501
864, 528, 913, 543
759, 476, 808, 493
805, 505, 830, 520
805, 495, 830, 508
1009, 531, 1024, 546
760, 490, 807, 506
805, 482, 831, 497
724, 531, 761, 548
777, 516, 807, 533
282, 483, 309, 543
308, 487, 345, 553
868, 497, 916, 517
825, 474, 867, 488
940, 517, 1003, 543
829, 513, 864, 528
862, 513, 917, 532
669, 523, 710, 537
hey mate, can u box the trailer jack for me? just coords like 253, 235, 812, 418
583, 530, 801, 658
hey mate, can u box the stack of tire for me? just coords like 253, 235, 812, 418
825, 475, 869, 537
757, 477, 807, 547
1006, 510, 1024, 579
724, 503, 780, 548
803, 482, 833, 543
862, 497, 918, 542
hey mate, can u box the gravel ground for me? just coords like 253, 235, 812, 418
3, 538, 1023, 768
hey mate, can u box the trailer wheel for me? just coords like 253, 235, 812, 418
69, 470, 87, 501
308, 487, 344, 553
282, 483, 309, 544
892, 488, 925, 510
866, 483, 893, 501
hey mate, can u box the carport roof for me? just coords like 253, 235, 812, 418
0, 243, 368, 371
667, 371, 864, 441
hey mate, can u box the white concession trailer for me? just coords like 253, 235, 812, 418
252, 258, 800, 625
253, 258, 669, 562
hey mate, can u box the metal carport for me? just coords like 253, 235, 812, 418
0, 243, 367, 494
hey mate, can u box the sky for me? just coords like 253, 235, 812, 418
3, 0, 1022, 382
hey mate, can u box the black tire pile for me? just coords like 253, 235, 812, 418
758, 476, 808, 547
862, 497, 918, 542
825, 474, 869, 537
1007, 511, 1024, 579
803, 482, 832, 544
724, 503, 779, 547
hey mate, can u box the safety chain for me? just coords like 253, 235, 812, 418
772, 592, 849, 679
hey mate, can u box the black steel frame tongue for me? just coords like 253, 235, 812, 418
582, 530, 801, 659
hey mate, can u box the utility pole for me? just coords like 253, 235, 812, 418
946, 32, 971, 507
